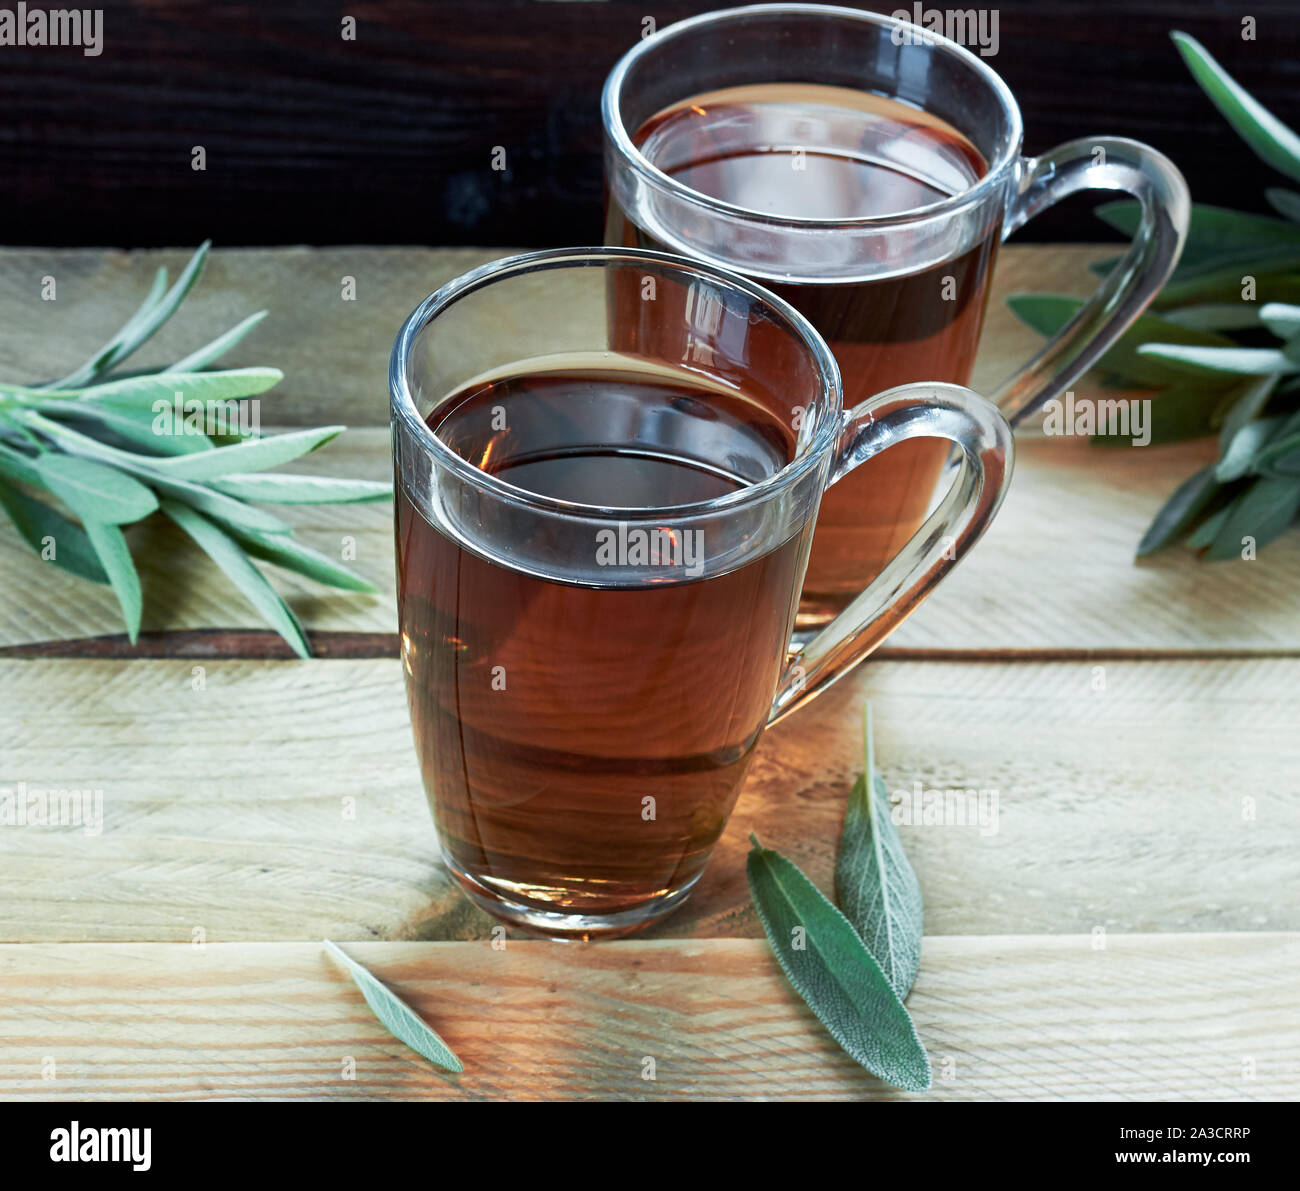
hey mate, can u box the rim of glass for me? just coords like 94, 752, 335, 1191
602, 2, 1024, 229
389, 246, 844, 520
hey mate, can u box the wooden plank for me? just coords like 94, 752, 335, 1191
0, 243, 1091, 426
0, 935, 1294, 1100
3, 1, 1295, 248
3, 428, 1297, 653
2, 656, 1295, 943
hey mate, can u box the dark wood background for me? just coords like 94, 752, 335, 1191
3, 0, 1297, 248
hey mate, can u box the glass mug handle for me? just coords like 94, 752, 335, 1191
992, 136, 1190, 426
769, 384, 1013, 725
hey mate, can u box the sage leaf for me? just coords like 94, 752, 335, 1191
37, 398, 214, 456
747, 835, 931, 1092
1261, 303, 1300, 341
1161, 303, 1262, 332
83, 518, 143, 642
150, 475, 292, 535
322, 939, 463, 1074
149, 424, 346, 481
52, 243, 210, 388
1136, 344, 1296, 376
211, 472, 392, 504
1206, 476, 1300, 559
0, 442, 42, 487
1266, 187, 1300, 224
231, 528, 378, 593
1219, 373, 1283, 453
1186, 503, 1233, 550
82, 367, 283, 409
1158, 267, 1300, 309
1095, 199, 1300, 269
0, 477, 109, 584
1007, 294, 1236, 387
1137, 466, 1223, 556
17, 414, 292, 535
48, 265, 168, 390
35, 453, 159, 525
1089, 387, 1234, 448
1217, 417, 1284, 481
835, 705, 922, 1001
170, 311, 269, 372
1172, 32, 1300, 186
161, 500, 310, 657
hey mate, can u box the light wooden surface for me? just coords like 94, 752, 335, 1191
2, 656, 1296, 943
0, 246, 1296, 1101
2, 936, 1295, 1101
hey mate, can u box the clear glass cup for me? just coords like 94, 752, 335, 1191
603, 2, 1190, 626
390, 247, 1013, 937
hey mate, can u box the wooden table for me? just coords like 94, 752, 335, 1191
1, 246, 1297, 1101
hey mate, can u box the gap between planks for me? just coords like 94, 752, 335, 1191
4, 631, 1300, 661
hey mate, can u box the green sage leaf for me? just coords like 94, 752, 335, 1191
1186, 503, 1233, 550
35, 453, 159, 525
36, 398, 214, 455
231, 528, 378, 593
1205, 476, 1300, 559
1096, 199, 1300, 270
1266, 188, 1300, 224
82, 518, 143, 642
82, 367, 283, 408
0, 442, 42, 487
0, 476, 109, 584
834, 705, 923, 1000
1261, 302, 1300, 341
1007, 294, 1236, 387
1137, 466, 1224, 556
1160, 303, 1262, 332
161, 500, 310, 657
322, 939, 463, 1073
170, 311, 269, 372
149, 425, 346, 481
1172, 32, 1300, 186
1217, 417, 1285, 481
1135, 344, 1296, 377
211, 472, 392, 505
747, 835, 931, 1091
52, 242, 210, 388
1218, 373, 1283, 453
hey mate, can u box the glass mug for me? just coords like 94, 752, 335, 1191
603, 2, 1190, 626
391, 247, 1012, 937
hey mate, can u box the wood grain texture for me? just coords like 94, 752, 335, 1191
4, 429, 1298, 652
0, 935, 1294, 1100
0, 243, 1088, 424
5, 245, 1298, 654
1, 0, 1294, 248
2, 656, 1295, 943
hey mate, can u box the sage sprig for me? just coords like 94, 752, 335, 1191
747, 705, 930, 1092
0, 243, 391, 653
1009, 32, 1300, 559
322, 939, 463, 1074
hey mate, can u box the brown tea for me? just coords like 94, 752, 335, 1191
608, 83, 1000, 624
395, 358, 811, 930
